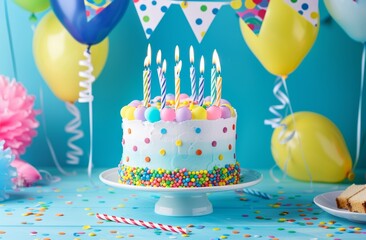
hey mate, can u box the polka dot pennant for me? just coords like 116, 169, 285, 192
85, 0, 114, 22
232, 0, 318, 35
284, 0, 319, 27
181, 1, 226, 43
133, 0, 172, 38
233, 0, 269, 35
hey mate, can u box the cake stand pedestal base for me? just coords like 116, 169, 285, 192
155, 193, 212, 216
99, 168, 262, 216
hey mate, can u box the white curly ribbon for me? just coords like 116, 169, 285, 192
78, 48, 95, 178
39, 88, 75, 176
353, 43, 366, 172
65, 102, 84, 165
265, 77, 312, 184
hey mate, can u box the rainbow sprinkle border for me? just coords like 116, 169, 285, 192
118, 162, 241, 188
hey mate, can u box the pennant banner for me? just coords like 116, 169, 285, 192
181, 1, 226, 43
85, 0, 114, 22
134, 0, 172, 38
133, 0, 229, 42
133, 0, 320, 42
233, 0, 269, 35
284, 0, 319, 27
233, 0, 319, 35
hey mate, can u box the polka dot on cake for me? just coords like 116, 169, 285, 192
151, 0, 157, 5
144, 138, 150, 144
223, 127, 228, 133
196, 149, 202, 156
212, 8, 218, 14
133, 146, 138, 151
218, 154, 223, 160
195, 127, 201, 134
176, 140, 182, 147
159, 149, 166, 156
145, 157, 151, 162
212, 141, 217, 147
126, 156, 129, 162
122, 139, 125, 145
232, 124, 236, 130
128, 128, 132, 134
161, 128, 167, 134
200, 5, 207, 12
228, 144, 232, 150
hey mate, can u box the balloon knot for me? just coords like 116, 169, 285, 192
347, 171, 355, 181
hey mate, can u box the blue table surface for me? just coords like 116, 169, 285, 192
1, 168, 365, 240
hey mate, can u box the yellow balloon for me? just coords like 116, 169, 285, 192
33, 12, 108, 103
271, 112, 353, 183
239, 0, 319, 77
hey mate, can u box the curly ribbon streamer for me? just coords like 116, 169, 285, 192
264, 77, 295, 143
65, 102, 84, 165
265, 77, 312, 184
4, 0, 18, 80
78, 47, 95, 178
40, 88, 76, 176
353, 43, 366, 171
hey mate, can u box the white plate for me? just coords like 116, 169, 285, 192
99, 168, 262, 193
314, 190, 366, 223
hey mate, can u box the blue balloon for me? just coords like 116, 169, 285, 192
324, 0, 366, 43
50, 0, 129, 45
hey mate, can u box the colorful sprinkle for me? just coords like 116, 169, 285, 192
118, 162, 240, 188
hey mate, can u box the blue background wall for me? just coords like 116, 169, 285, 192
0, 1, 364, 171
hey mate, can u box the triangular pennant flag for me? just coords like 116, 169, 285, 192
134, 0, 172, 38
284, 0, 319, 26
85, 0, 114, 22
231, 0, 269, 35
181, 1, 226, 43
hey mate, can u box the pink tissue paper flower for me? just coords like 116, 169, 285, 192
0, 75, 41, 186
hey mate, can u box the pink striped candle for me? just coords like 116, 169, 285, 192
143, 57, 149, 107
189, 46, 197, 102
96, 213, 188, 235
199, 56, 205, 106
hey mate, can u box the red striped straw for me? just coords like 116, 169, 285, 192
96, 213, 188, 235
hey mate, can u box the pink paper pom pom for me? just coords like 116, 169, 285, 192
0, 76, 39, 157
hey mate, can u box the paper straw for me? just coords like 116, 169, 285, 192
243, 188, 272, 199
96, 213, 188, 235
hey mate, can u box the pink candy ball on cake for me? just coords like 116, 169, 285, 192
207, 105, 222, 120
160, 108, 176, 121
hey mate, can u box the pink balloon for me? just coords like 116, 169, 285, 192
11, 159, 42, 187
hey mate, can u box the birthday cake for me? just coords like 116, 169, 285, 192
118, 47, 241, 188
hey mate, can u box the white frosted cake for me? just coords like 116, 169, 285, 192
118, 47, 240, 188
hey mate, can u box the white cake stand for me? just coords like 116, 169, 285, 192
99, 168, 262, 216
